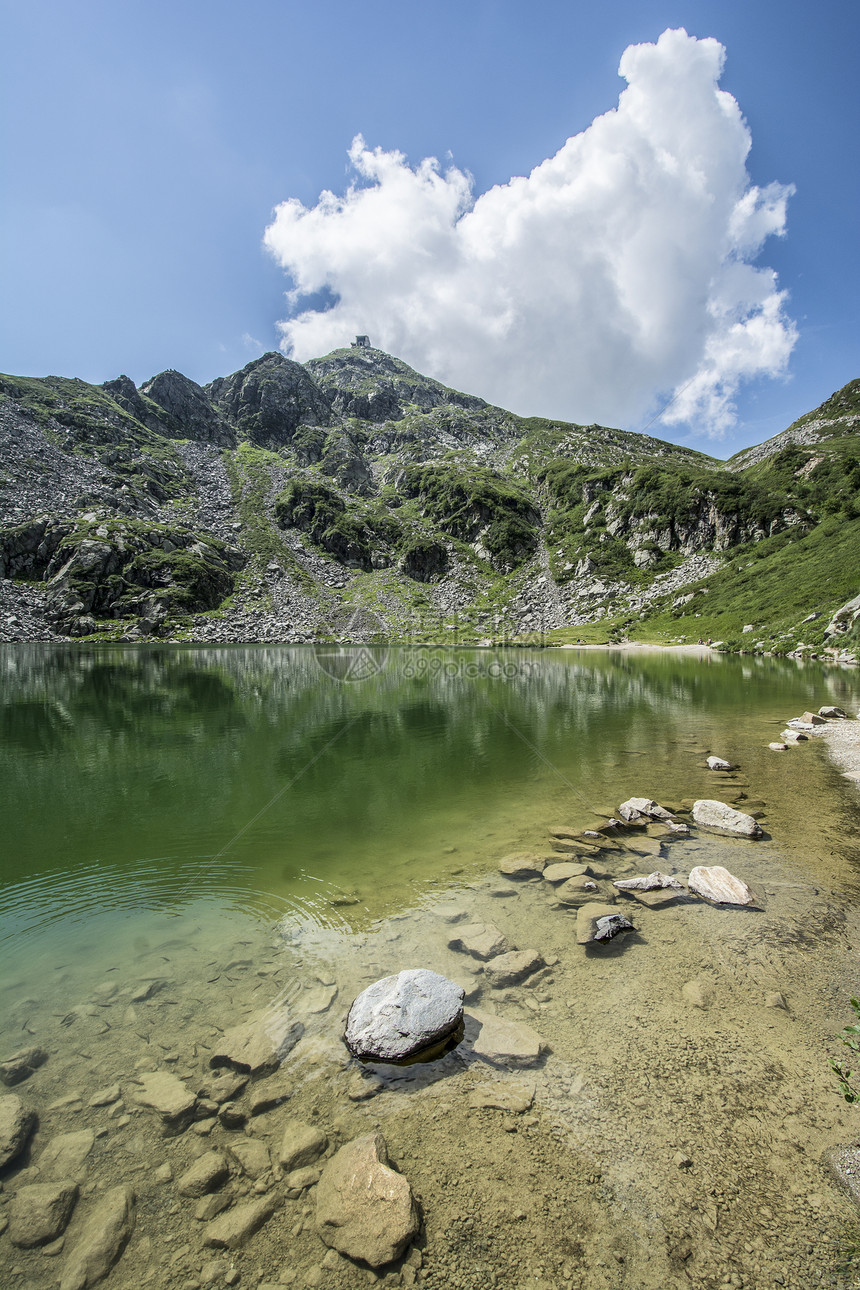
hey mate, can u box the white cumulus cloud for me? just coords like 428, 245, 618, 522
264, 27, 796, 437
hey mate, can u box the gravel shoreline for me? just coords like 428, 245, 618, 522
811, 711, 860, 778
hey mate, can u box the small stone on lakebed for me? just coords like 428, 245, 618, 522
344, 968, 465, 1063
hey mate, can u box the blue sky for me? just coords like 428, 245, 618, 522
2, 0, 857, 456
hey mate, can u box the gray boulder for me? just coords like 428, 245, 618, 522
692, 800, 762, 838
344, 968, 464, 1062
316, 1133, 418, 1267
780, 729, 808, 744
618, 797, 675, 822
613, 872, 684, 892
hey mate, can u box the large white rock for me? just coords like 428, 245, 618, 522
344, 969, 464, 1062
688, 865, 755, 906
707, 755, 733, 770
316, 1132, 418, 1268
692, 800, 762, 837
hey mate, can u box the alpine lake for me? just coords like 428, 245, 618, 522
3, 643, 860, 1290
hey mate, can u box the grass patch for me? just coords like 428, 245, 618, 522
223, 447, 316, 590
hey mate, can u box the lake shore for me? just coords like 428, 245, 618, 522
810, 706, 860, 777
555, 641, 714, 656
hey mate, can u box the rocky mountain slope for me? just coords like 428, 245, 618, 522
0, 346, 858, 653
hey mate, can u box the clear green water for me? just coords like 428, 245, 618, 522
4, 643, 860, 963
4, 644, 860, 1288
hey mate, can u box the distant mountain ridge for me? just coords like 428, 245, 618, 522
0, 347, 858, 655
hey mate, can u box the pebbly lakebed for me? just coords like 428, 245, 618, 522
4, 643, 860, 1290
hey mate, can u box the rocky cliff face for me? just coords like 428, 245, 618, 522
0, 349, 857, 646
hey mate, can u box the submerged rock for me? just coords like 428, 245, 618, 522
203, 1194, 279, 1249
133, 1070, 196, 1134
9, 1179, 78, 1247
177, 1150, 229, 1198
692, 800, 762, 838
575, 903, 634, 945
543, 862, 592, 884
687, 865, 755, 906
468, 1080, 536, 1113
769, 741, 789, 751
555, 875, 605, 907
227, 1138, 271, 1179
0, 1045, 48, 1087
38, 1130, 95, 1181
210, 1007, 303, 1075
483, 948, 545, 988
0, 1093, 36, 1168
682, 980, 716, 1009
59, 1185, 135, 1290
448, 922, 513, 960
823, 1145, 860, 1203
463, 1008, 544, 1067
199, 1071, 248, 1105
279, 1120, 328, 1172
498, 852, 546, 878
316, 1132, 418, 1268
344, 968, 464, 1062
